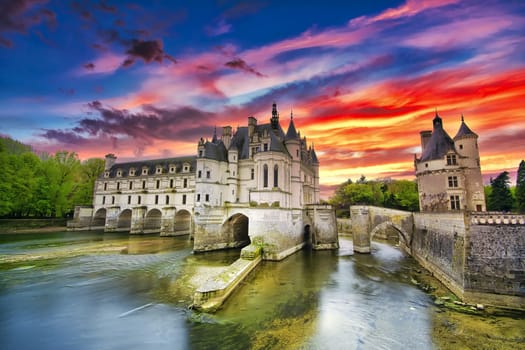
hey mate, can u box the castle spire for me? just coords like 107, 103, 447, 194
271, 102, 279, 129
212, 126, 217, 143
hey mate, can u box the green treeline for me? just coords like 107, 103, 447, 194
485, 160, 525, 213
0, 137, 104, 218
329, 176, 420, 217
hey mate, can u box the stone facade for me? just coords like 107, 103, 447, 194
415, 114, 486, 212
70, 103, 338, 259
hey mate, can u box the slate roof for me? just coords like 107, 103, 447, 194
454, 115, 478, 140
310, 147, 319, 164
105, 156, 197, 178
419, 114, 456, 162
285, 117, 299, 140
202, 139, 228, 161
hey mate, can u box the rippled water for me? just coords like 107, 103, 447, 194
0, 231, 522, 349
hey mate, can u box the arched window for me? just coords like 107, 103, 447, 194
263, 164, 268, 188
274, 165, 278, 188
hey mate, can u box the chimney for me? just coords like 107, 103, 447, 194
420, 130, 432, 153
248, 116, 257, 138
222, 126, 232, 149
104, 153, 116, 171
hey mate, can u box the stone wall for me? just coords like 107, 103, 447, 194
306, 205, 339, 250
463, 217, 525, 308
411, 212, 467, 297
337, 218, 352, 234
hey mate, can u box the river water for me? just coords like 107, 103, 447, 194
0, 232, 523, 350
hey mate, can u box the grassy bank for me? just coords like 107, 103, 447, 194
0, 218, 67, 234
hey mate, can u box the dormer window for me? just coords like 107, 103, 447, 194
446, 154, 457, 166
183, 163, 189, 172
263, 143, 268, 151
169, 166, 175, 173
199, 150, 203, 157
142, 168, 148, 175
116, 170, 122, 177
129, 168, 135, 176
104, 171, 109, 178
156, 167, 162, 174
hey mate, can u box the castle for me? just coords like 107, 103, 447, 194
71, 103, 338, 260
415, 113, 486, 212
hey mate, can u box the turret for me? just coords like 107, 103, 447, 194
453, 114, 479, 160
104, 153, 116, 171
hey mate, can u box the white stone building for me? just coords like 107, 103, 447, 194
415, 113, 486, 212
70, 103, 338, 259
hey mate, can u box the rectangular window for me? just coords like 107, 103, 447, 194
102, 196, 105, 205
156, 180, 160, 189
205, 194, 209, 202
128, 196, 131, 204
183, 178, 188, 188
138, 196, 141, 205
166, 195, 169, 205
129, 182, 133, 190
448, 176, 458, 188
142, 181, 146, 189
198, 170, 202, 178
450, 195, 460, 210
155, 195, 159, 204
170, 179, 174, 188
182, 194, 187, 205
251, 168, 254, 180
197, 194, 201, 202
111, 196, 115, 205
263, 143, 268, 151
104, 183, 107, 191
446, 154, 457, 165
117, 182, 120, 190
206, 171, 210, 179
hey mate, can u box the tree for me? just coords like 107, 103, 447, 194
488, 171, 514, 212
516, 160, 525, 213
71, 158, 105, 206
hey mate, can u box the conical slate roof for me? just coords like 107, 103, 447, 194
420, 114, 456, 162
454, 115, 478, 140
285, 116, 299, 140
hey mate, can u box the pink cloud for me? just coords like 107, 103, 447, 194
76, 52, 125, 75
403, 16, 519, 48
350, 0, 459, 26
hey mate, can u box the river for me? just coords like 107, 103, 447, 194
0, 231, 523, 349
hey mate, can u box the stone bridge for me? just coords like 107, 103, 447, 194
350, 206, 414, 254
349, 206, 525, 309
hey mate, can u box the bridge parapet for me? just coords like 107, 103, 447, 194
470, 212, 525, 225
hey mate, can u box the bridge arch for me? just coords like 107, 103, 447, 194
144, 208, 162, 232
118, 209, 132, 231
370, 221, 410, 247
222, 213, 250, 248
174, 209, 192, 234
92, 208, 106, 227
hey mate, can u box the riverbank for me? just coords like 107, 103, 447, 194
0, 218, 67, 234
411, 266, 525, 349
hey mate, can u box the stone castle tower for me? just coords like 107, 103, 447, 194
414, 113, 486, 212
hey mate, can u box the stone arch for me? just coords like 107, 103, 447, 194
118, 209, 132, 231
174, 209, 192, 234
222, 213, 250, 248
304, 224, 312, 248
370, 221, 410, 247
92, 208, 106, 227
144, 208, 162, 232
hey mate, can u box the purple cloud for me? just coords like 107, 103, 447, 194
225, 58, 265, 77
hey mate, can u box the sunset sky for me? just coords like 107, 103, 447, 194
1, 0, 524, 198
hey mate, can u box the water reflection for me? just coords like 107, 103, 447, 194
0, 232, 522, 349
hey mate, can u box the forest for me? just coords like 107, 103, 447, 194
0, 136, 104, 218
